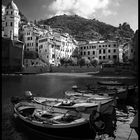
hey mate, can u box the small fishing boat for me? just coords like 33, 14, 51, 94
97, 81, 124, 86
33, 96, 114, 114
11, 91, 115, 114
13, 101, 96, 140
69, 84, 128, 100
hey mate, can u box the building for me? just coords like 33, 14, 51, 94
79, 40, 119, 63
2, 1, 24, 73
2, 38, 24, 73
3, 0, 20, 40
123, 41, 134, 62
37, 29, 77, 66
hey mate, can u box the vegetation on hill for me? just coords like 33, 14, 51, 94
38, 14, 134, 41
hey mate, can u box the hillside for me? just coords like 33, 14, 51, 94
38, 14, 134, 41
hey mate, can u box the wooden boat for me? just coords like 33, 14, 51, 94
33, 96, 114, 114
69, 84, 128, 100
97, 81, 124, 86
13, 101, 96, 140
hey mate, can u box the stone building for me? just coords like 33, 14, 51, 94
79, 40, 119, 63
3, 0, 20, 40
2, 1, 24, 73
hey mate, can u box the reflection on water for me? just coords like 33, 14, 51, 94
2, 75, 137, 140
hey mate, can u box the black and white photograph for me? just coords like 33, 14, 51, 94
2, 0, 138, 140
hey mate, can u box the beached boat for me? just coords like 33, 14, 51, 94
11, 91, 115, 114
13, 101, 96, 140
33, 96, 114, 114
97, 81, 124, 86
69, 84, 128, 100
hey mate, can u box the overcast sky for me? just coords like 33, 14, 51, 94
2, 0, 138, 31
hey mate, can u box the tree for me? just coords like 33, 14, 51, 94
78, 58, 85, 67
91, 58, 99, 67
60, 58, 65, 66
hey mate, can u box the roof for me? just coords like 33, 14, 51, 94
6, 1, 19, 11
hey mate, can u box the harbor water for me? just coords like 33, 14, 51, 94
2, 74, 138, 140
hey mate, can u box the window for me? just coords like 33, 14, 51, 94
11, 11, 13, 15
81, 47, 83, 49
131, 49, 133, 53
103, 49, 105, 54
93, 51, 95, 55
84, 47, 86, 49
113, 55, 117, 59
99, 56, 102, 59
52, 54, 55, 58
108, 45, 110, 47
108, 50, 110, 53
108, 55, 110, 59
81, 52, 83, 55
103, 45, 104, 47
6, 11, 8, 15
39, 45, 43, 49
84, 52, 86, 55
99, 50, 101, 54
99, 45, 101, 47
103, 56, 105, 59
5, 22, 7, 26
88, 51, 90, 55
114, 44, 116, 47
114, 49, 116, 53
88, 57, 90, 60
10, 22, 12, 26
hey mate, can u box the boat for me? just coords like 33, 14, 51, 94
33, 96, 115, 114
97, 81, 124, 86
13, 101, 96, 140
11, 91, 115, 114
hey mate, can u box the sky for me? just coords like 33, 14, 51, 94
2, 0, 138, 31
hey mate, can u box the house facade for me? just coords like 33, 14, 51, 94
79, 40, 119, 63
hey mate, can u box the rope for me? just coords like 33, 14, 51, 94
127, 128, 133, 140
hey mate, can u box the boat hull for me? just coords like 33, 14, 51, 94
14, 115, 95, 140
13, 102, 96, 140
97, 81, 124, 86
33, 97, 115, 114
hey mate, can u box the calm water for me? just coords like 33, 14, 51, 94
2, 74, 137, 140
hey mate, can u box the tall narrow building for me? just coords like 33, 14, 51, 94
4, 0, 20, 40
